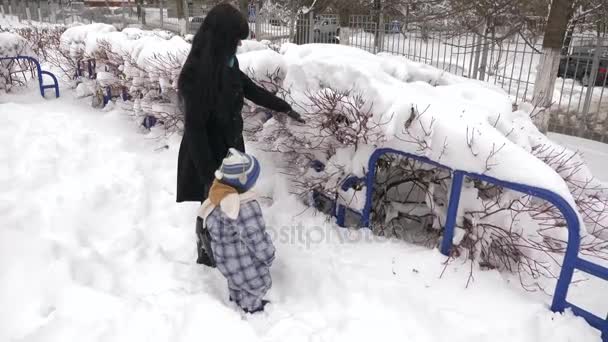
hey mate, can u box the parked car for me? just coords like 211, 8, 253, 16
558, 45, 608, 87
190, 16, 205, 31
269, 18, 285, 27
313, 16, 340, 44
363, 20, 403, 34
385, 20, 403, 34
190, 16, 205, 24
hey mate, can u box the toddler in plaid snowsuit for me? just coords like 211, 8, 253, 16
198, 148, 275, 313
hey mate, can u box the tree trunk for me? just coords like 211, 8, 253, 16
532, 0, 574, 121
139, 0, 146, 25
175, 0, 183, 19
373, 0, 381, 53
175, 0, 186, 35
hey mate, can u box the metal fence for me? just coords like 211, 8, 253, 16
348, 18, 543, 104
551, 34, 608, 140
2, 1, 608, 141
0, 0, 141, 28
345, 17, 608, 141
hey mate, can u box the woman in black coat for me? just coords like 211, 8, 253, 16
176, 4, 302, 265
176, 4, 302, 203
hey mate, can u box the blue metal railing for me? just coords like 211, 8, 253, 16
0, 56, 59, 98
328, 147, 608, 340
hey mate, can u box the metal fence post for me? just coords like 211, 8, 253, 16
289, 4, 296, 43
378, 10, 384, 53
25, 2, 31, 22
121, 0, 126, 29
255, 2, 261, 41
471, 33, 482, 79
441, 170, 465, 255
579, 36, 603, 136
183, 0, 190, 34
49, 0, 56, 23
307, 10, 314, 44
13, 3, 21, 22
159, 0, 164, 29
37, 1, 42, 22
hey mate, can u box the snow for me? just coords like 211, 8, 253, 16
238, 49, 288, 92
1, 22, 607, 339
0, 32, 35, 57
0, 32, 36, 92
1, 87, 604, 342
60, 23, 117, 56
57, 26, 569, 212
273, 43, 574, 207
238, 39, 272, 54
549, 133, 608, 182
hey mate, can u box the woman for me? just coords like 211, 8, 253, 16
176, 4, 302, 266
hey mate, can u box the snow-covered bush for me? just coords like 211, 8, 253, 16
0, 32, 37, 92
248, 43, 608, 290
57, 24, 189, 127
46, 24, 282, 131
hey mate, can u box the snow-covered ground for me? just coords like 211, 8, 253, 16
1, 19, 607, 341
1, 82, 605, 341
549, 132, 608, 182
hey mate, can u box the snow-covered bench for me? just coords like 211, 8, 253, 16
0, 55, 60, 98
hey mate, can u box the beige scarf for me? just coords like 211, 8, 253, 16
208, 179, 238, 206
198, 180, 257, 223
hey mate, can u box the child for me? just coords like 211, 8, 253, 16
198, 148, 275, 314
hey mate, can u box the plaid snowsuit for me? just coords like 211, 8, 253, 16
200, 194, 275, 312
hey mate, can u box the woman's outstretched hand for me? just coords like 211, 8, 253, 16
286, 109, 305, 124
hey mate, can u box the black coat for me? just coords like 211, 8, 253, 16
176, 58, 291, 202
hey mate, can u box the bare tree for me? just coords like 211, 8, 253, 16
532, 0, 575, 118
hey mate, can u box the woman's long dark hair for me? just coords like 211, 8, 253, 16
178, 4, 249, 115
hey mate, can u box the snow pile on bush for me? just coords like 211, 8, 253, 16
57, 24, 283, 130
264, 43, 566, 195
238, 39, 272, 54
0, 32, 36, 92
52, 25, 606, 286
0, 31, 35, 57
60, 24, 190, 125
59, 23, 117, 59
244, 43, 608, 286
